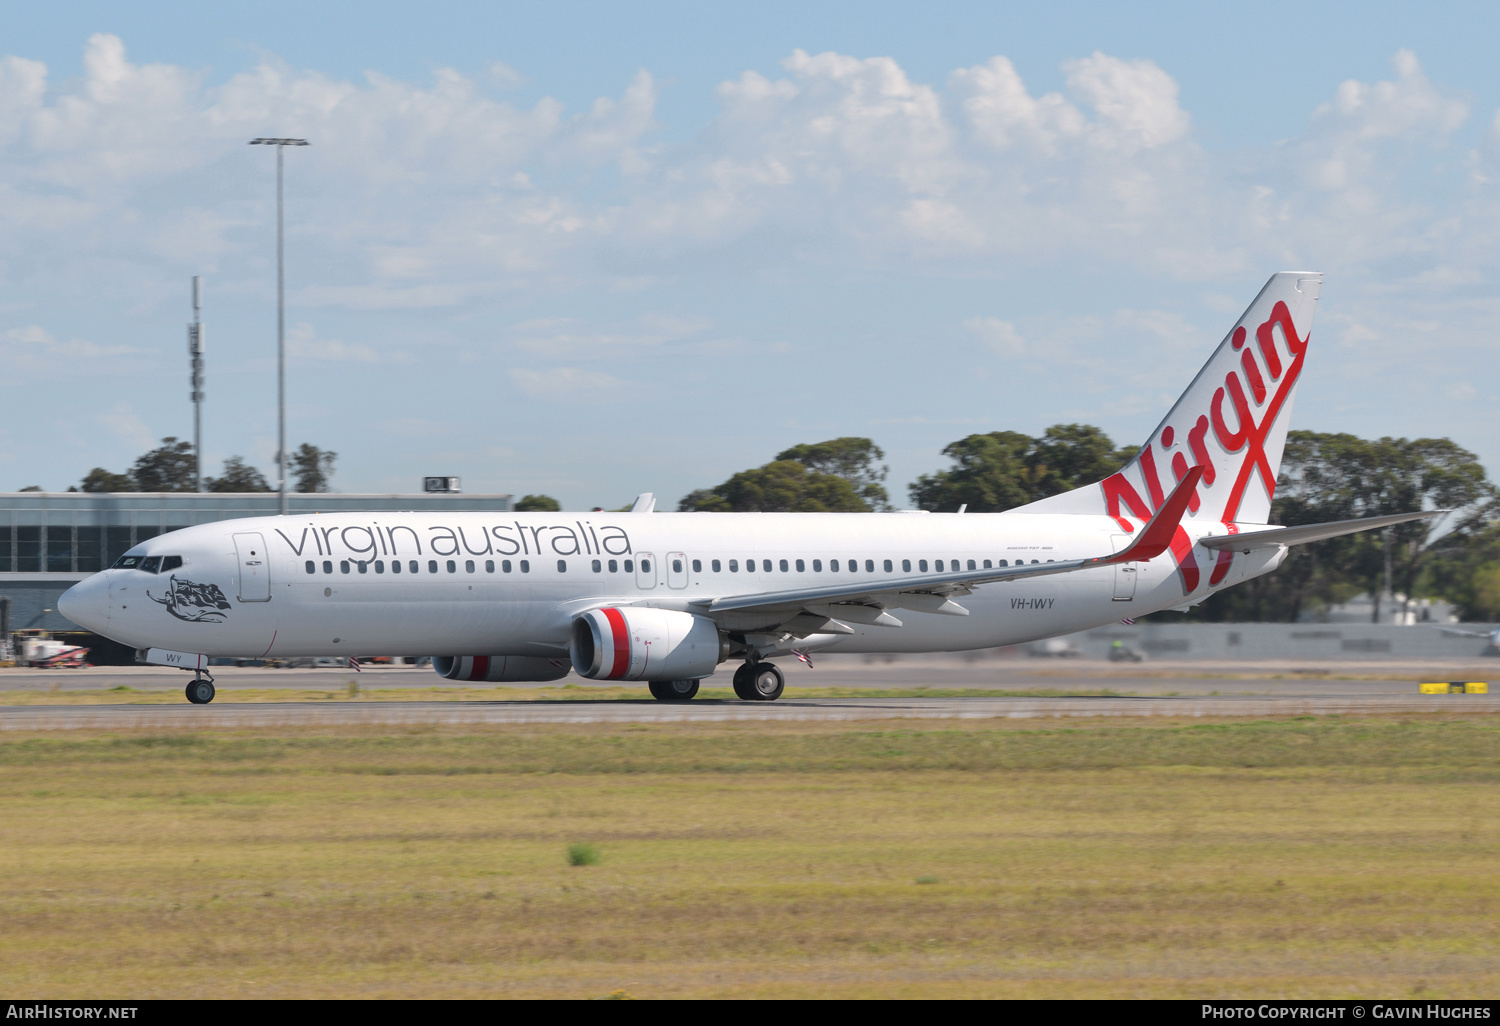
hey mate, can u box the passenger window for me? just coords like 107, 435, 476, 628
692, 559, 702, 573
812, 560, 822, 572
968, 560, 977, 570
446, 560, 457, 573
465, 560, 475, 573
305, 560, 316, 574
609, 559, 618, 572
592, 559, 602, 573
849, 560, 858, 573
341, 560, 351, 574
863, 559, 872, 572
502, 560, 512, 573
779, 559, 788, 572
409, 560, 419, 573
711, 559, 721, 572
983, 559, 991, 569
1032, 559, 1039, 564
795, 559, 805, 572
162, 556, 183, 572
323, 560, 333, 574
558, 560, 567, 572
520, 560, 530, 573
640, 559, 650, 573
998, 559, 1008, 567
744, 557, 754, 571
830, 560, 839, 571
763, 560, 772, 572
729, 559, 738, 572
883, 559, 893, 572
673, 559, 683, 573
624, 559, 633, 573
358, 561, 368, 574
485, 560, 494, 573
392, 560, 402, 574
429, 560, 439, 573
902, 559, 911, 572
919, 560, 928, 572
140, 556, 162, 574
935, 559, 945, 571
375, 560, 385, 573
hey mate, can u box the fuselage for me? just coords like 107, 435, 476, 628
58, 508, 1284, 662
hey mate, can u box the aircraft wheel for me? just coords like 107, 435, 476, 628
732, 662, 757, 700
747, 662, 784, 702
185, 679, 216, 704
648, 679, 699, 701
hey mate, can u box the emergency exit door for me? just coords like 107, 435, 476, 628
234, 532, 271, 602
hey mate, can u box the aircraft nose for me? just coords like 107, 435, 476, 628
59, 573, 110, 633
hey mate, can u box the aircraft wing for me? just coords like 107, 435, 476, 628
1197, 510, 1446, 552
706, 469, 1201, 629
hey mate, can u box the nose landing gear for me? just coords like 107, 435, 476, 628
185, 671, 216, 705
732, 661, 784, 701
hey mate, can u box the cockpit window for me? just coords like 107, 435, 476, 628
161, 556, 183, 572
139, 556, 162, 574
111, 554, 144, 570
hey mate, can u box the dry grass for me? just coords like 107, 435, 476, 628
0, 716, 1497, 998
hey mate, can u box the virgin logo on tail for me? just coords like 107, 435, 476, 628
1101, 298, 1311, 595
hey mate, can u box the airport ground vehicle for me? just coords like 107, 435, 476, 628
60, 273, 1438, 704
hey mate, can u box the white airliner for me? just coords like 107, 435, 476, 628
60, 272, 1437, 704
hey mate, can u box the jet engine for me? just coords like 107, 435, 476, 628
432, 655, 570, 682
570, 607, 728, 681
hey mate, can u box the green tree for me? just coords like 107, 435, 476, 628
515, 494, 561, 512
775, 437, 890, 510
80, 468, 134, 492
130, 438, 196, 492
18, 485, 41, 492
206, 457, 272, 493
679, 459, 869, 512
909, 424, 1137, 512
288, 444, 337, 493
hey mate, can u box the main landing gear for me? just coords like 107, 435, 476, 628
732, 661, 784, 702
185, 670, 216, 705
647, 679, 700, 701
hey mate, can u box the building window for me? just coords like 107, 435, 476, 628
711, 559, 721, 572
779, 559, 788, 572
47, 527, 72, 573
323, 560, 333, 574
306, 561, 316, 574
465, 560, 475, 573
692, 559, 702, 573
592, 559, 602, 572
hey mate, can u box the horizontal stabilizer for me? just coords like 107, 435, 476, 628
1198, 509, 1446, 552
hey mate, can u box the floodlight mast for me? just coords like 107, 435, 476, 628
249, 137, 310, 515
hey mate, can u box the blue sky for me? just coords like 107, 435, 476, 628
3, 2, 1499, 507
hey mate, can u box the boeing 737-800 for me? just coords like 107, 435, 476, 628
59, 272, 1438, 704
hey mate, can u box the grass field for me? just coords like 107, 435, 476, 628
2, 715, 1497, 998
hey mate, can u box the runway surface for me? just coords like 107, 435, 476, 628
0, 660, 1493, 729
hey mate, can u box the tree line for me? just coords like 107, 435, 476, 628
674, 427, 1498, 623
58, 439, 338, 494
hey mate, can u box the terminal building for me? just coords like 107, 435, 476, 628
0, 489, 512, 660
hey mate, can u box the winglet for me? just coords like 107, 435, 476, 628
1104, 466, 1202, 564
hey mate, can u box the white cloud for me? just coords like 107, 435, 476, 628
964, 316, 1025, 356
285, 321, 391, 363
0, 324, 146, 368
96, 403, 155, 452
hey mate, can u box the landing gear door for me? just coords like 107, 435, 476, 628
233, 532, 272, 602
1110, 534, 1136, 602
666, 551, 688, 589
635, 552, 657, 590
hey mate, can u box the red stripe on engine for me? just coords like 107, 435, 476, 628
602, 607, 630, 679
470, 656, 489, 681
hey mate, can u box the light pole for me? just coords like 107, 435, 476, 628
249, 137, 309, 515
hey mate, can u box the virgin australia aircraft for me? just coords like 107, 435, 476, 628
60, 272, 1438, 705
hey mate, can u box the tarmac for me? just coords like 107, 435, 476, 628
0, 657, 1493, 729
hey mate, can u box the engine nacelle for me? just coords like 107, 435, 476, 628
432, 655, 571, 682
571, 607, 726, 681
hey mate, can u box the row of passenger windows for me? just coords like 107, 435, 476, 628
303, 555, 1043, 576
